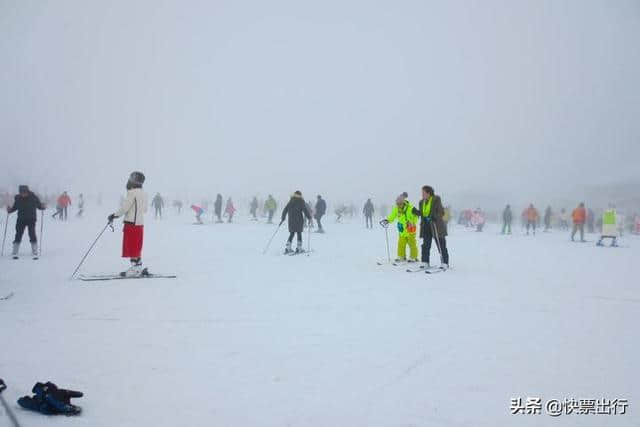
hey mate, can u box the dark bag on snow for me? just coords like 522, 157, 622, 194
18, 381, 83, 415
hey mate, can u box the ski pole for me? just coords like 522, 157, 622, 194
39, 210, 44, 256
432, 221, 447, 267
262, 222, 282, 255
0, 379, 22, 427
1, 213, 8, 257
70, 221, 114, 279
307, 218, 312, 254
380, 220, 391, 263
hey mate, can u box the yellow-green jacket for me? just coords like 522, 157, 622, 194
387, 201, 418, 236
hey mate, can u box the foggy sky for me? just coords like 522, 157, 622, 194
1, 0, 639, 204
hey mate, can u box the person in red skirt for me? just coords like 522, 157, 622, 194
108, 171, 148, 277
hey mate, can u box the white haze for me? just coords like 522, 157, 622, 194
1, 0, 639, 206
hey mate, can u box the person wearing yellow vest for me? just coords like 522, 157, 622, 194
381, 195, 419, 262
412, 185, 449, 269
597, 205, 619, 247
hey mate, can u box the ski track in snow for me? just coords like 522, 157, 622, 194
1, 212, 639, 427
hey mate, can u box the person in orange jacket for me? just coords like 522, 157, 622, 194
524, 203, 539, 235
53, 191, 72, 221
571, 202, 587, 242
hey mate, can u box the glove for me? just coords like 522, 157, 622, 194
380, 219, 389, 228
397, 223, 404, 233
107, 214, 116, 223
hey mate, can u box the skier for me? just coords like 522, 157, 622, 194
224, 197, 235, 223
280, 191, 312, 254
571, 202, 586, 242
412, 185, 449, 268
306, 200, 315, 229
249, 196, 259, 220
172, 199, 183, 214
559, 208, 569, 231
586, 208, 595, 233
6, 185, 46, 259
543, 206, 552, 231
381, 195, 418, 263
363, 198, 374, 229
264, 195, 277, 224
151, 193, 164, 219
502, 204, 513, 234
525, 204, 539, 235
76, 193, 85, 218
191, 204, 204, 224
214, 194, 223, 223
57, 191, 72, 221
315, 195, 327, 233
597, 205, 619, 247
471, 208, 486, 232
107, 171, 148, 277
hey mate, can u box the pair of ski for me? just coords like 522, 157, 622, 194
77, 273, 177, 282
377, 260, 447, 274
284, 249, 312, 256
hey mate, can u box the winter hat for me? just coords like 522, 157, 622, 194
294, 190, 302, 197
128, 171, 145, 186
18, 185, 29, 193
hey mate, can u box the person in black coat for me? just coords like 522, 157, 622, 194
412, 185, 449, 268
6, 185, 46, 258
280, 191, 312, 254
502, 204, 513, 234
314, 195, 327, 233
214, 194, 223, 223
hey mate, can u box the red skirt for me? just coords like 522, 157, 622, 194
122, 223, 144, 258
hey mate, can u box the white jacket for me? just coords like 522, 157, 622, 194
115, 188, 148, 225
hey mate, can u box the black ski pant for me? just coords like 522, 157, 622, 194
365, 215, 373, 228
14, 219, 37, 243
571, 223, 584, 241
422, 225, 449, 265
526, 221, 536, 233
287, 231, 302, 244
315, 215, 324, 230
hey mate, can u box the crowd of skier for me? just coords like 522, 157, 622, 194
2, 173, 640, 275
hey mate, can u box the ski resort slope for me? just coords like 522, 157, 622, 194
1, 212, 638, 427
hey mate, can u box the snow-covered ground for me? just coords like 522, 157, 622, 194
1, 210, 638, 426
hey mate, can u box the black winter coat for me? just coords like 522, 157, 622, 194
282, 196, 312, 233
412, 195, 448, 239
315, 199, 327, 217
214, 197, 223, 215
8, 192, 45, 222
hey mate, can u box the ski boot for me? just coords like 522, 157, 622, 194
284, 242, 293, 255
420, 262, 431, 269
121, 259, 144, 277
11, 242, 20, 259
295, 241, 304, 254
440, 263, 449, 270
407, 258, 418, 263
611, 238, 618, 247
31, 242, 39, 259
394, 257, 406, 263
596, 240, 604, 247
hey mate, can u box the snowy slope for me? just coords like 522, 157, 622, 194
1, 211, 638, 426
